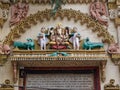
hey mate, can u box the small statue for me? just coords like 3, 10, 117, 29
26, 38, 35, 50
90, 1, 108, 26
38, 27, 48, 50
108, 43, 120, 54
69, 27, 81, 50
56, 23, 63, 35
49, 24, 69, 49
82, 37, 104, 50
14, 38, 35, 50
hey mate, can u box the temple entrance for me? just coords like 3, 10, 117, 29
20, 67, 100, 90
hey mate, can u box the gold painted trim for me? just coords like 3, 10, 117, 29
3, 9, 115, 45
0, 0, 106, 4
0, 54, 8, 66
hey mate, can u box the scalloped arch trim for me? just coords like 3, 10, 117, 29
4, 9, 115, 45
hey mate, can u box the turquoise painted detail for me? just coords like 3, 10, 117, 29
82, 37, 104, 50
14, 38, 35, 50
49, 51, 69, 56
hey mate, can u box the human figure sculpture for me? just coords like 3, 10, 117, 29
63, 27, 69, 42
108, 43, 120, 54
90, 1, 108, 26
38, 27, 47, 50
69, 27, 80, 50
10, 2, 29, 26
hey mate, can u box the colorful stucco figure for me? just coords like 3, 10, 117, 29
0, 44, 11, 55
82, 37, 104, 50
14, 38, 34, 50
38, 27, 47, 50
108, 43, 120, 54
90, 1, 108, 26
69, 27, 81, 50
10, 2, 29, 26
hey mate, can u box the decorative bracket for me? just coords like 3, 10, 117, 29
110, 54, 120, 65
100, 61, 107, 82
0, 55, 8, 66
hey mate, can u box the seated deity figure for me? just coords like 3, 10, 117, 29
56, 23, 63, 35
10, 2, 29, 26
69, 27, 81, 50
38, 27, 47, 50
49, 24, 69, 49
90, 1, 108, 26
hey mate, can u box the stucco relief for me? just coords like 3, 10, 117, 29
10, 2, 29, 26
90, 1, 108, 26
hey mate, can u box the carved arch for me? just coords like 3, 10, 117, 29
3, 9, 115, 45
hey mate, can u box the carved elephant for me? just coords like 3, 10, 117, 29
14, 38, 35, 50
0, 44, 11, 55
82, 37, 104, 50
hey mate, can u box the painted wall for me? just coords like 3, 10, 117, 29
0, 3, 119, 90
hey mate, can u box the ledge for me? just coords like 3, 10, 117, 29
10, 49, 108, 67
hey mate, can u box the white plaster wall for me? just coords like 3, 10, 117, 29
101, 58, 120, 90
0, 61, 13, 85
0, 3, 120, 90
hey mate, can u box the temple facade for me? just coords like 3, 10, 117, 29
0, 0, 120, 90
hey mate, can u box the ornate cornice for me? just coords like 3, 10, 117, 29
0, 0, 107, 4
10, 49, 108, 67
3, 9, 115, 45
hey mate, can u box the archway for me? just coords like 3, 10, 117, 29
3, 9, 114, 45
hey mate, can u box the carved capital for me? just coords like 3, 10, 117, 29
0, 54, 8, 66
